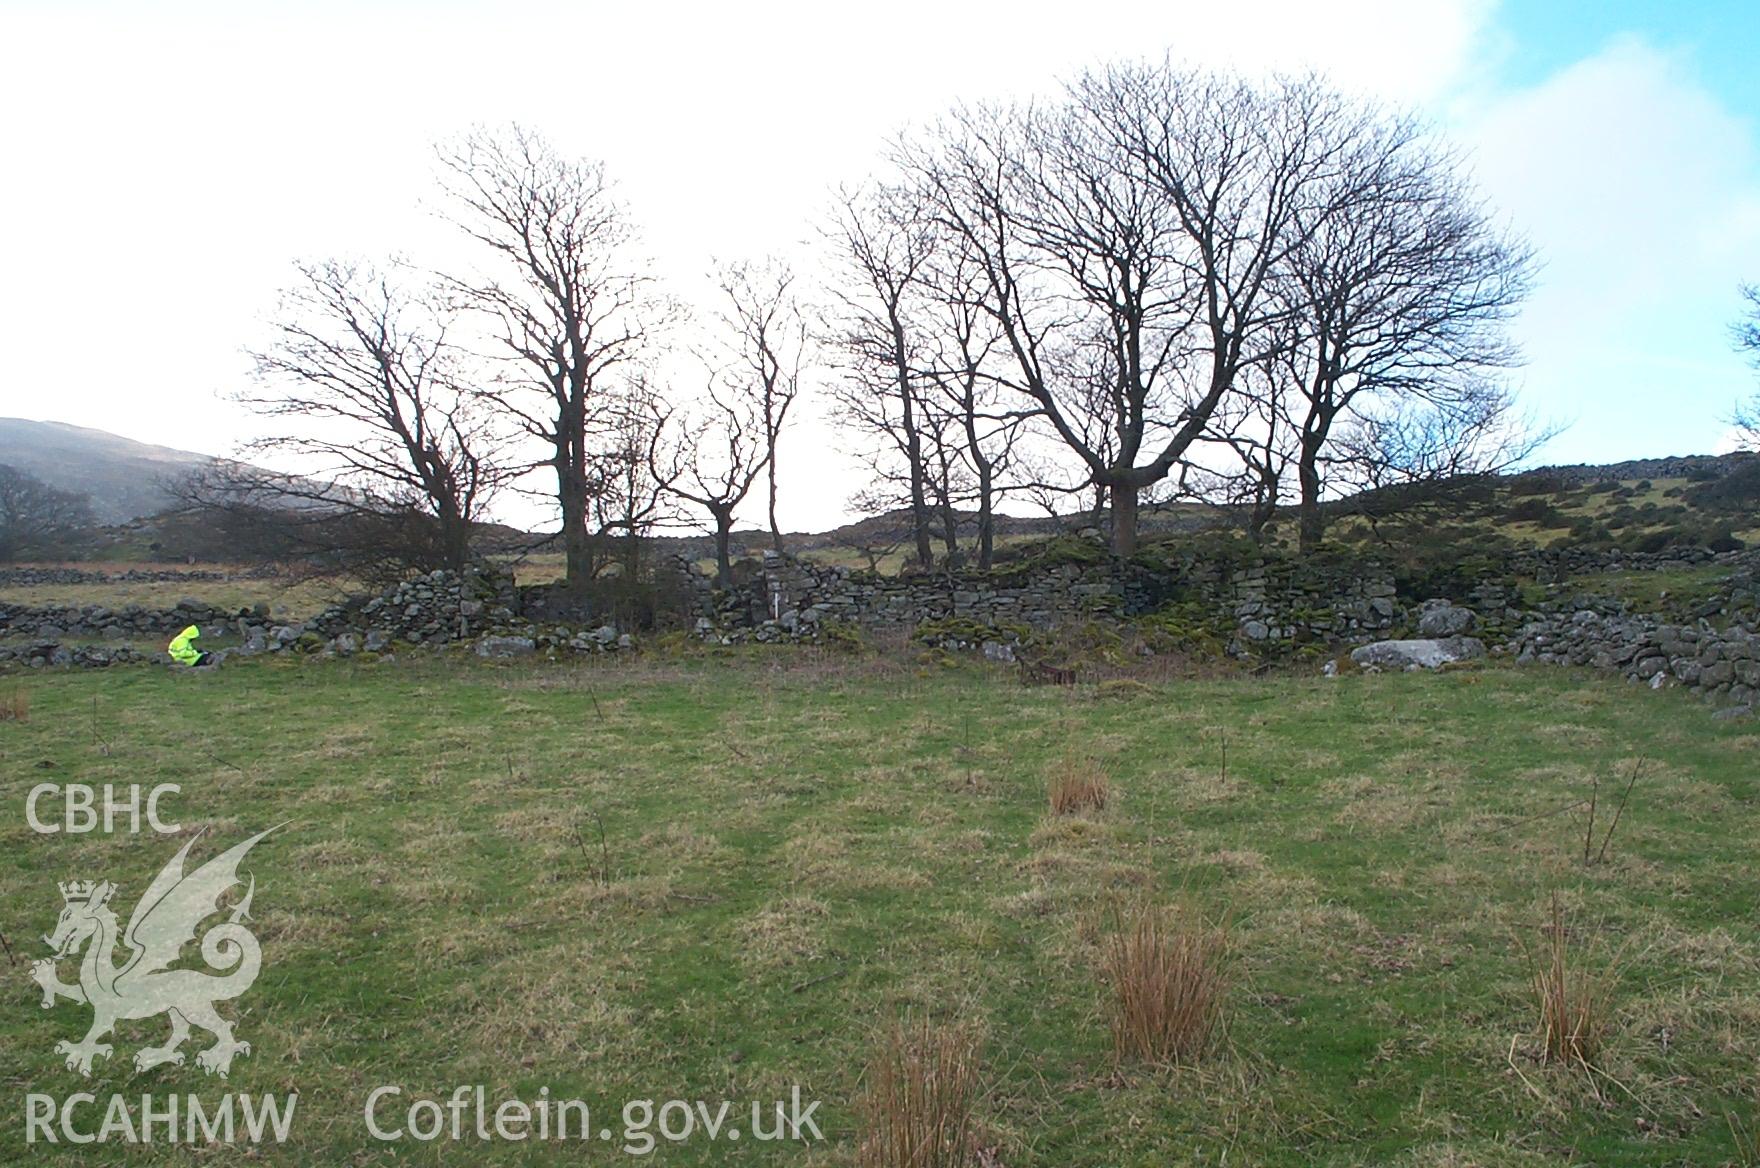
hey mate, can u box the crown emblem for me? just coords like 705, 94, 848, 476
58, 881, 100, 903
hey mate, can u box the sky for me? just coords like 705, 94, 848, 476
1, 0, 1757, 534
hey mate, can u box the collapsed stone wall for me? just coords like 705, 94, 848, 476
1505, 545, 1751, 585
0, 597, 242, 639
0, 566, 234, 586
1507, 606, 1760, 712
680, 549, 1402, 650
0, 566, 636, 668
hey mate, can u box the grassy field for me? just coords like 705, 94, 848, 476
0, 563, 347, 618
2, 652, 1758, 1165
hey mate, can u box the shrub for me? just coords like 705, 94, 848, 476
1040, 619, 1126, 666
1509, 473, 1565, 496
1104, 901, 1229, 1066
1048, 754, 1110, 814
816, 619, 869, 652
856, 1016, 983, 1168
1709, 529, 1747, 554
1631, 530, 1674, 554
1505, 497, 1563, 525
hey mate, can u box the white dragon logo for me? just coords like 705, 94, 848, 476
30, 827, 280, 1078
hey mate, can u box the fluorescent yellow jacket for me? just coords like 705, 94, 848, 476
168, 625, 202, 666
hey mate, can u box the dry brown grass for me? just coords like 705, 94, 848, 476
1529, 893, 1614, 1069
1105, 900, 1230, 1066
857, 1015, 984, 1168
1048, 754, 1109, 815
0, 686, 27, 722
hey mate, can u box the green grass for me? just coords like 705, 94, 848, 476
2, 653, 1759, 1164
1559, 562, 1740, 617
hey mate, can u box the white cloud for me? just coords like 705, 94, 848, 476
1456, 36, 1760, 464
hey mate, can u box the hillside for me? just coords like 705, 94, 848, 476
0, 417, 214, 524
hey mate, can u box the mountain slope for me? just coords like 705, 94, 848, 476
0, 417, 214, 524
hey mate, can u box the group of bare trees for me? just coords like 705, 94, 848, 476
216, 59, 1540, 592
201, 126, 803, 590
827, 63, 1536, 560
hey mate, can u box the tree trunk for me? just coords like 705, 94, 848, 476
559, 459, 591, 588
1109, 478, 1139, 557
938, 501, 959, 562
712, 511, 734, 588
976, 464, 995, 571
1248, 495, 1276, 544
438, 501, 471, 572
1297, 440, 1325, 554
890, 310, 933, 569
767, 457, 783, 554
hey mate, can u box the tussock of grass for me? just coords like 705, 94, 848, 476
1105, 900, 1230, 1066
857, 1016, 984, 1168
1048, 754, 1109, 815
1529, 893, 1615, 1069
0, 685, 27, 721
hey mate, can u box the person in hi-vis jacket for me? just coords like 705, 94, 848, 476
167, 625, 213, 667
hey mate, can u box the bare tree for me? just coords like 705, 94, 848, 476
1733, 283, 1760, 450
650, 373, 771, 588
1271, 109, 1535, 551
915, 244, 1025, 568
833, 488, 907, 572
902, 65, 1346, 555
168, 462, 480, 582
0, 464, 93, 560
714, 260, 806, 553
580, 376, 675, 580
824, 182, 939, 567
436, 125, 662, 589
1329, 384, 1549, 540
232, 258, 504, 572
1209, 358, 1299, 540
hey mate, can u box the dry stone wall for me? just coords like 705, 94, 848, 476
682, 550, 1403, 650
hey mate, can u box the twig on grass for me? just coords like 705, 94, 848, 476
1582, 775, 1599, 865
202, 748, 245, 775
1594, 758, 1644, 865
790, 963, 848, 994
1506, 1034, 1543, 1101
90, 696, 111, 757
573, 809, 610, 888
0, 929, 16, 968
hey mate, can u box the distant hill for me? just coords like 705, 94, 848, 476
0, 418, 215, 524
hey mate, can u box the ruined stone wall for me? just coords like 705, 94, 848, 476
680, 550, 1402, 649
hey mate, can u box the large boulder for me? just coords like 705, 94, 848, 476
1417, 599, 1477, 638
1351, 636, 1485, 672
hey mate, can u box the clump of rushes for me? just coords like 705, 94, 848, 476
1530, 892, 1615, 1069
1105, 900, 1230, 1066
1048, 753, 1109, 815
857, 1015, 984, 1168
